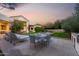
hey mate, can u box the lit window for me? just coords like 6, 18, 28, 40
1, 25, 6, 30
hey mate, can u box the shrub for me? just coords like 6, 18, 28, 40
11, 20, 26, 33
35, 27, 46, 32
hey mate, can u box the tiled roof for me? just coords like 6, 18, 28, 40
0, 13, 29, 23
9, 15, 29, 22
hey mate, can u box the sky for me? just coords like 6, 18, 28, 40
0, 3, 76, 25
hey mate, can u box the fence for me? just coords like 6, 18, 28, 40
47, 29, 64, 32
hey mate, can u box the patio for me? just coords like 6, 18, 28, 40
0, 35, 78, 56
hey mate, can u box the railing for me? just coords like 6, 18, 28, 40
71, 33, 79, 55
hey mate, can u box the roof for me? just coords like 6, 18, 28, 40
0, 13, 30, 23
9, 15, 29, 22
0, 13, 9, 22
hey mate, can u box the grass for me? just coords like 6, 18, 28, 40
51, 32, 70, 39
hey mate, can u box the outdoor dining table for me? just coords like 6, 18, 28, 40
29, 33, 51, 48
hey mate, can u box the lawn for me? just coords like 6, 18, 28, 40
51, 32, 70, 39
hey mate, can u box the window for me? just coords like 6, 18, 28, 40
1, 25, 6, 30
31, 28, 33, 30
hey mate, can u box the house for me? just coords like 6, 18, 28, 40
0, 13, 30, 34
34, 24, 42, 28
29, 25, 35, 32
0, 13, 11, 34
9, 15, 30, 33
29, 24, 42, 32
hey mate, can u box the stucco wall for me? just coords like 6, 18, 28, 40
0, 21, 10, 33
9, 16, 30, 33
71, 33, 79, 55
75, 42, 79, 55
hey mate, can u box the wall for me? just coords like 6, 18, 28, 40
10, 16, 30, 33
47, 29, 64, 32
71, 33, 79, 55
0, 20, 10, 33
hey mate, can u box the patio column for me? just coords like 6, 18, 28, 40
0, 23, 1, 31
26, 20, 30, 33
5, 23, 10, 32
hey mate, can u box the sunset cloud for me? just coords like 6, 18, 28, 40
0, 3, 76, 25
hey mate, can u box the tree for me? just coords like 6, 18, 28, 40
61, 4, 79, 33
53, 20, 61, 29
75, 4, 79, 17
44, 20, 61, 29
61, 17, 74, 32
44, 22, 54, 29
11, 20, 26, 33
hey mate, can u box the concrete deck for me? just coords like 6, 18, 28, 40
0, 36, 78, 56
